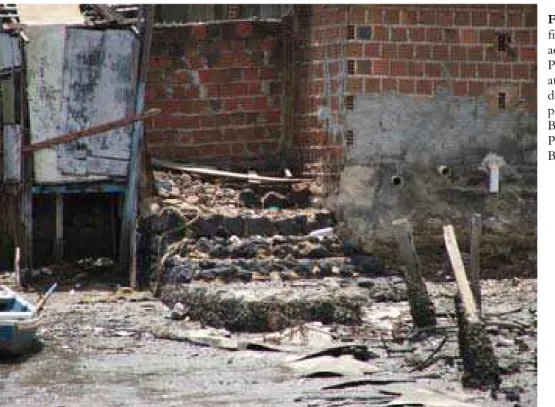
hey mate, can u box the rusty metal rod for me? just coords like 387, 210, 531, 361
22, 108, 161, 153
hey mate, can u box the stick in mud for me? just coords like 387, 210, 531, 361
469, 213, 482, 312
444, 225, 500, 390
392, 219, 436, 329
14, 246, 20, 289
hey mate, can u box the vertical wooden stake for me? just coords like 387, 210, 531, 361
54, 193, 64, 261
444, 224, 500, 390
469, 213, 482, 312
19, 36, 33, 269
130, 218, 137, 290
14, 246, 21, 289
120, 5, 154, 285
393, 219, 436, 329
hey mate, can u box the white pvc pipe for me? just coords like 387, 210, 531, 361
489, 165, 500, 193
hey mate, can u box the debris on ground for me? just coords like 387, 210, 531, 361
0, 169, 536, 406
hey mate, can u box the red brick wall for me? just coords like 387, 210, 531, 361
145, 22, 286, 170
291, 4, 537, 186
344, 4, 536, 104
144, 5, 536, 179
292, 5, 348, 185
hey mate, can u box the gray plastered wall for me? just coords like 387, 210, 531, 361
329, 90, 537, 278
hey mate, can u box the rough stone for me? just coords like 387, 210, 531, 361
160, 282, 371, 332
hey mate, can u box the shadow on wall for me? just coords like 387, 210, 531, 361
328, 90, 537, 279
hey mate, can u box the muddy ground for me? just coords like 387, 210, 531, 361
0, 275, 536, 407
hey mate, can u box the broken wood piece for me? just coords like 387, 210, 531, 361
393, 219, 436, 329
14, 246, 20, 289
92, 4, 124, 23
36, 282, 58, 313
443, 225, 478, 322
54, 194, 63, 261
469, 213, 482, 311
22, 108, 161, 153
151, 158, 313, 183
408, 335, 448, 372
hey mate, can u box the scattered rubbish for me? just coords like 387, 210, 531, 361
385, 387, 479, 407
151, 325, 239, 350
308, 227, 334, 239
321, 372, 442, 390
283, 354, 381, 377
295, 344, 378, 362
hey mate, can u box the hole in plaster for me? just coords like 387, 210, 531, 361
437, 165, 451, 176
498, 92, 506, 109
497, 33, 511, 52
345, 130, 354, 147
347, 25, 355, 40
348, 60, 355, 75
346, 95, 355, 110
391, 175, 403, 187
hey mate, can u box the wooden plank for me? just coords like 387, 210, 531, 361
3, 124, 22, 182
1, 76, 16, 123
55, 28, 139, 177
0, 33, 21, 70
54, 194, 64, 261
25, 25, 67, 184
151, 158, 314, 183
86, 157, 129, 177
23, 108, 160, 153
443, 225, 478, 322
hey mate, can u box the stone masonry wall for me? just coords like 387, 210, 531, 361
145, 22, 287, 171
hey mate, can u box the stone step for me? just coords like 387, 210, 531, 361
168, 235, 349, 260
144, 209, 335, 238
160, 281, 371, 332
161, 255, 391, 285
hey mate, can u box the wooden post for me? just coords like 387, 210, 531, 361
54, 193, 64, 261
14, 247, 20, 289
393, 219, 436, 329
444, 225, 500, 390
18, 36, 33, 269
469, 213, 482, 312
120, 5, 155, 288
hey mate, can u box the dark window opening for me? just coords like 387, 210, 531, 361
498, 92, 506, 109
347, 25, 355, 40
345, 130, 354, 147
347, 60, 355, 75
497, 33, 511, 52
345, 95, 355, 110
